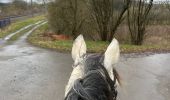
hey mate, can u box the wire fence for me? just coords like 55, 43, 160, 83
0, 13, 43, 29
0, 17, 11, 28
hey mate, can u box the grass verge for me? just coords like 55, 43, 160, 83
9, 25, 34, 41
0, 15, 45, 38
28, 23, 170, 53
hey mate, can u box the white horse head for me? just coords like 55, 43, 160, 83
65, 35, 120, 97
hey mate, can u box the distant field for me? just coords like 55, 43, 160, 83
0, 15, 45, 38
114, 25, 170, 46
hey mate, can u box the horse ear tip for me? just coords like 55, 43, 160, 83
74, 34, 84, 41
112, 38, 118, 43
79, 34, 83, 37
78, 34, 84, 38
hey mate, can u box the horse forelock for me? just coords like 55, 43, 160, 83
65, 54, 118, 100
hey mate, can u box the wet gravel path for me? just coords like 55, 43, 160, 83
0, 24, 170, 100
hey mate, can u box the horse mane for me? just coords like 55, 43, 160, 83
65, 54, 120, 100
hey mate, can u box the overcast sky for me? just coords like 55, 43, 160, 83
0, 0, 11, 3
0, 0, 169, 3
0, 0, 32, 3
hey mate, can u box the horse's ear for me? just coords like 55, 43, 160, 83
104, 38, 120, 70
72, 35, 86, 61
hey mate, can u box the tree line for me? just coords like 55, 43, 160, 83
0, 0, 44, 18
48, 0, 156, 45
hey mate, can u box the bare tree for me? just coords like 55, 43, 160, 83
127, 0, 153, 45
88, 0, 130, 41
35, 0, 50, 13
31, 0, 33, 16
48, 0, 87, 38
165, 0, 170, 12
63, 0, 87, 38
68, 0, 82, 38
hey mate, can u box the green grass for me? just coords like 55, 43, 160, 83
9, 25, 34, 41
28, 23, 170, 53
0, 15, 45, 38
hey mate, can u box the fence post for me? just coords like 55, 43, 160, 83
0, 20, 2, 28
0, 17, 11, 29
